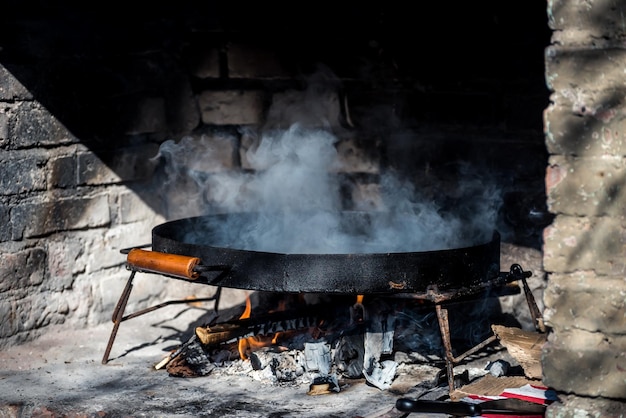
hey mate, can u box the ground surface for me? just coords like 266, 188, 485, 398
0, 305, 433, 417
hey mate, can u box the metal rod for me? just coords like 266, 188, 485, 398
452, 334, 498, 364
122, 296, 220, 322
102, 268, 222, 364
120, 244, 151, 254
213, 286, 222, 314
102, 270, 136, 364
111, 270, 136, 323
435, 303, 456, 394
520, 277, 546, 333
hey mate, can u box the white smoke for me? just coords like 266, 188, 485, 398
154, 124, 499, 254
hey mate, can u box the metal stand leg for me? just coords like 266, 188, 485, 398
435, 303, 456, 394
520, 276, 546, 333
102, 271, 136, 364
101, 270, 224, 364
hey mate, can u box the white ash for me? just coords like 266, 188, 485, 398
486, 359, 510, 377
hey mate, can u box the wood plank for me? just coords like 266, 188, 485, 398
491, 325, 546, 379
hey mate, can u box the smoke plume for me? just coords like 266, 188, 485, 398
153, 123, 500, 254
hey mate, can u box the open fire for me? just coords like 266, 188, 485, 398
104, 230, 542, 396
100, 105, 551, 413
165, 293, 402, 390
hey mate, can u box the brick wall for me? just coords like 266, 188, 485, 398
543, 0, 626, 414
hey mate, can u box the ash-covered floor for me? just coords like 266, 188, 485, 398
0, 244, 545, 417
0, 304, 444, 417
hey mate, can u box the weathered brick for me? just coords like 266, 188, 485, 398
192, 47, 221, 79
0, 291, 68, 341
46, 237, 85, 291
546, 395, 626, 417
77, 144, 159, 185
544, 272, 626, 335
542, 329, 626, 398
119, 192, 162, 224
157, 145, 240, 216
239, 131, 259, 170
11, 196, 110, 239
94, 268, 169, 324
9, 102, 77, 148
543, 215, 626, 275
77, 152, 122, 185
198, 90, 264, 125
264, 89, 342, 130
228, 43, 289, 79
86, 221, 156, 272
158, 132, 238, 173
545, 46, 626, 92
168, 80, 202, 133
548, 0, 626, 40
0, 154, 47, 195
0, 64, 33, 100
350, 182, 382, 211
336, 137, 380, 174
544, 99, 626, 156
97, 270, 134, 315
48, 155, 76, 188
0, 112, 8, 149
0, 205, 9, 241
546, 155, 626, 217
0, 299, 17, 339
0, 248, 46, 293
124, 97, 167, 135
77, 152, 121, 185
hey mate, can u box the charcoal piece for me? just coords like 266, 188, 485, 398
486, 359, 510, 377
166, 337, 215, 377
334, 333, 364, 378
271, 351, 305, 382
250, 349, 279, 371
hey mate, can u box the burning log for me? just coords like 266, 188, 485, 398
166, 336, 218, 377
194, 313, 322, 348
165, 303, 331, 378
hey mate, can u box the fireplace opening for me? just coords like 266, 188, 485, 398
7, 1, 623, 416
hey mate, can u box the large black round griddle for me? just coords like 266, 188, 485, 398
151, 212, 502, 294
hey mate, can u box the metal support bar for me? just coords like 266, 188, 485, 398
520, 276, 546, 333
102, 270, 136, 364
435, 303, 456, 394
434, 307, 499, 394
452, 335, 498, 364
101, 270, 222, 365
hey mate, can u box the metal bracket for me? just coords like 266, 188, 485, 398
101, 268, 222, 364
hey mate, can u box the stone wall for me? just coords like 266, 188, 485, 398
543, 0, 626, 415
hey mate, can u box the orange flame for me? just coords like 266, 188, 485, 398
238, 335, 272, 359
235, 294, 318, 360
239, 295, 252, 320
356, 294, 364, 304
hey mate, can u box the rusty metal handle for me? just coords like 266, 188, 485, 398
126, 248, 201, 279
